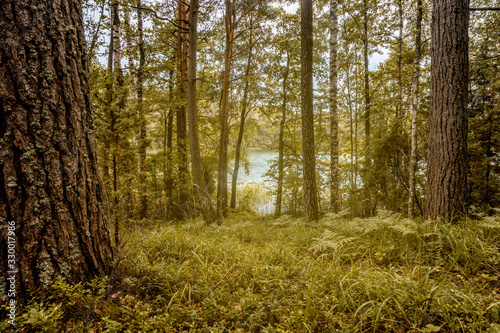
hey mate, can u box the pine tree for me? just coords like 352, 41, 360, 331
426, 0, 469, 220
301, 0, 319, 220
0, 0, 113, 301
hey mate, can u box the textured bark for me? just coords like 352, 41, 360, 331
276, 50, 290, 217
330, 0, 339, 211
137, 0, 147, 219
187, 0, 216, 223
0, 0, 113, 301
176, 0, 189, 212
409, 0, 422, 218
301, 0, 319, 220
231, 17, 254, 210
426, 0, 469, 220
217, 0, 234, 219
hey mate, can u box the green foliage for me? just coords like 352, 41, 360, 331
4, 213, 500, 332
468, 1, 500, 210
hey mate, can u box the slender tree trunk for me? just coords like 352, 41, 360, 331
166, 69, 174, 219
395, 0, 404, 209
177, 0, 190, 215
301, 0, 319, 220
231, 18, 254, 209
354, 60, 360, 216
484, 117, 493, 205
217, 0, 234, 219
104, 4, 114, 199
330, 0, 340, 211
111, 0, 124, 245
123, 7, 135, 86
409, 0, 422, 218
163, 107, 168, 218
362, 0, 373, 217
397, 0, 403, 119
347, 58, 355, 217
276, 50, 290, 216
0, 0, 113, 301
87, 0, 106, 60
187, 0, 216, 223
137, 0, 147, 219
426, 0, 469, 220
123, 7, 135, 220
363, 0, 370, 149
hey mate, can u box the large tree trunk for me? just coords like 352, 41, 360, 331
409, 0, 422, 218
276, 49, 290, 217
217, 0, 234, 219
231, 17, 254, 210
187, 0, 216, 223
426, 0, 469, 220
330, 0, 340, 212
301, 0, 319, 220
0, 0, 113, 301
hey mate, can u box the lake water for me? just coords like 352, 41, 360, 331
232, 149, 277, 214
234, 149, 278, 184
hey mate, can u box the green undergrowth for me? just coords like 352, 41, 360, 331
3, 211, 500, 332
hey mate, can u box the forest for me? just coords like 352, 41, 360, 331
1, 0, 500, 331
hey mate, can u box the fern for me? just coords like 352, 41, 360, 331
309, 230, 357, 252
388, 224, 418, 237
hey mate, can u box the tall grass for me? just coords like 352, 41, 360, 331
3, 211, 500, 332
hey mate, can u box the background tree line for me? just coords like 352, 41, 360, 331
83, 0, 499, 227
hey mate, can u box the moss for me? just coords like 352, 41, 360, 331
29, 218, 42, 228
34, 202, 40, 213
30, 121, 41, 130
0, 279, 7, 301
37, 251, 55, 288
7, 176, 17, 188
68, 246, 82, 266
59, 262, 71, 277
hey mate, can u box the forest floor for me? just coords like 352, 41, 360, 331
3, 211, 500, 332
